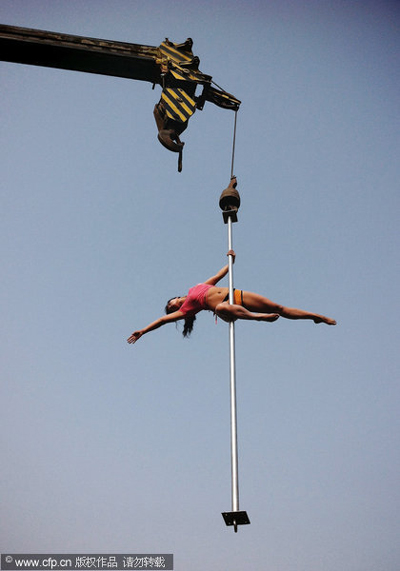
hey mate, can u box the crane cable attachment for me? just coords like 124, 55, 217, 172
219, 110, 240, 223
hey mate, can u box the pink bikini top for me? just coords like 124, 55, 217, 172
179, 283, 213, 316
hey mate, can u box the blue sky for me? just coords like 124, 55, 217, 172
1, 1, 399, 570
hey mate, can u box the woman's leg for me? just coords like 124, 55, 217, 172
215, 302, 279, 323
242, 292, 336, 325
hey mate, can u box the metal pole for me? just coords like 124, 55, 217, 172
220, 177, 250, 532
227, 217, 239, 513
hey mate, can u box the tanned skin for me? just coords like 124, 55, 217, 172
127, 251, 336, 345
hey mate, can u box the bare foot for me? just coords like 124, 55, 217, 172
313, 315, 336, 325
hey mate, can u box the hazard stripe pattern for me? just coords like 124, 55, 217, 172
159, 42, 201, 82
161, 88, 196, 122
159, 42, 192, 64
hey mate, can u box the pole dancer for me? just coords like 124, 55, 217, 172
126, 252, 336, 345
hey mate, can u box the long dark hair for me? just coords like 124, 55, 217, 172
165, 298, 196, 338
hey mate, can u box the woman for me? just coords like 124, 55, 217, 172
127, 251, 336, 345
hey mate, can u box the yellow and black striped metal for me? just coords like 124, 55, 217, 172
158, 40, 210, 83
159, 39, 194, 65
161, 87, 196, 123
157, 38, 240, 112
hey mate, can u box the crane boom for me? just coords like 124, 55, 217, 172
0, 24, 240, 170
0, 23, 160, 82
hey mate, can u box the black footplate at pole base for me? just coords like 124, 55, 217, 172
222, 510, 250, 532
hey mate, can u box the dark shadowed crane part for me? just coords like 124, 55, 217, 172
0, 24, 240, 171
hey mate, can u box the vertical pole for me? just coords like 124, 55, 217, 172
227, 216, 239, 514
220, 177, 249, 531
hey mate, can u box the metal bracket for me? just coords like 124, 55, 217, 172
222, 208, 238, 224
222, 510, 250, 533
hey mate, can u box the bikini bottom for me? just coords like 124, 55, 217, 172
223, 288, 244, 306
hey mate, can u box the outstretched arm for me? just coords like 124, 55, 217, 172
127, 311, 184, 344
204, 250, 235, 285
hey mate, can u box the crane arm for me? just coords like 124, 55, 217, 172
0, 23, 161, 82
0, 24, 241, 170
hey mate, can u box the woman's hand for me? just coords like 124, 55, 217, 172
227, 249, 236, 263
127, 330, 143, 344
